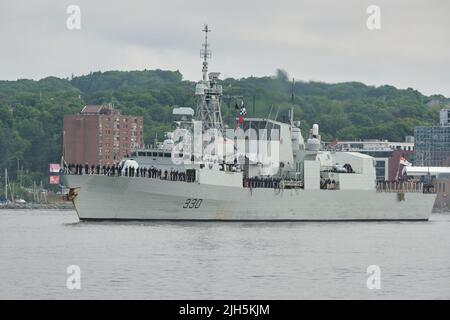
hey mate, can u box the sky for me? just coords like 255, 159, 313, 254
1, 0, 449, 96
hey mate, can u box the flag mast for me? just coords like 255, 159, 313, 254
5, 168, 8, 202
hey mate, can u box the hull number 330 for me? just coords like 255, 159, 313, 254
183, 198, 203, 209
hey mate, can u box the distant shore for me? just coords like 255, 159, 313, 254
0, 202, 74, 210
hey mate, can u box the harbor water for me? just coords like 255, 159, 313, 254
1, 209, 449, 299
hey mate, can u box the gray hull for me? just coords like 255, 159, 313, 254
62, 175, 435, 221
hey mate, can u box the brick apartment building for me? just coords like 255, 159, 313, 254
63, 105, 144, 166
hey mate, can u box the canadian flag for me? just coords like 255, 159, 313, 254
49, 175, 60, 185
399, 156, 411, 166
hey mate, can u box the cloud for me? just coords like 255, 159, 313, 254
0, 0, 449, 96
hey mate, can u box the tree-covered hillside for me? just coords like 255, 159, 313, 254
0, 69, 448, 186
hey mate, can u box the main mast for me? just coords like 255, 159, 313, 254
201, 24, 210, 82
195, 25, 224, 132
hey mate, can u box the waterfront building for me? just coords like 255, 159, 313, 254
63, 105, 144, 166
415, 108, 450, 167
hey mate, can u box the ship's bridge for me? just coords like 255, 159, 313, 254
236, 117, 294, 175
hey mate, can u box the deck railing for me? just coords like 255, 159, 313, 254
61, 165, 197, 182
376, 181, 435, 193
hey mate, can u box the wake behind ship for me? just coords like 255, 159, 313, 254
61, 25, 436, 221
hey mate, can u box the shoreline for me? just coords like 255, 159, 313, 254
0, 203, 74, 210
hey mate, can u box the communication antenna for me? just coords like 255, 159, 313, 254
252, 95, 256, 114
200, 24, 212, 82
290, 78, 295, 126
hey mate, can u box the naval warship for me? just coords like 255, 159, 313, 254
61, 25, 436, 221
